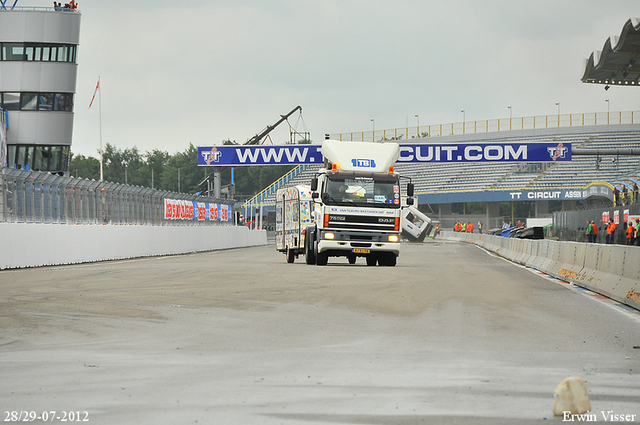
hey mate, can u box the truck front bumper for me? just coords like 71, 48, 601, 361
317, 230, 400, 256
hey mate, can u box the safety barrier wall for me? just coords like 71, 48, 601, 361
0, 223, 267, 269
442, 231, 640, 312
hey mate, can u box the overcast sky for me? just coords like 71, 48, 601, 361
41, 0, 640, 157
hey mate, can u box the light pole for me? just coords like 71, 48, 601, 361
555, 102, 560, 126
508, 105, 512, 130
461, 109, 465, 134
415, 114, 419, 137
605, 99, 610, 124
370, 118, 375, 141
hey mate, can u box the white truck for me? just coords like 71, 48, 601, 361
275, 185, 313, 263
276, 139, 415, 266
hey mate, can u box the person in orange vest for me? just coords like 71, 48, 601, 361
626, 221, 635, 245
606, 219, 617, 244
466, 221, 474, 233
454, 220, 461, 232
591, 220, 598, 243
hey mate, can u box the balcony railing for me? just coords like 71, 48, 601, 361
332, 111, 639, 143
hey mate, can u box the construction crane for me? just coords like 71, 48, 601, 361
199, 106, 308, 198
244, 105, 305, 145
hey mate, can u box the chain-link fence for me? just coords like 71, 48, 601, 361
0, 167, 234, 225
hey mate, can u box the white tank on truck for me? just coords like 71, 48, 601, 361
297, 139, 414, 266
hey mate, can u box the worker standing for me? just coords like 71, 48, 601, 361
626, 221, 635, 245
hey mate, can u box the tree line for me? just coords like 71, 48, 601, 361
69, 143, 295, 200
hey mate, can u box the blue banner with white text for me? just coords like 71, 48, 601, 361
197, 142, 571, 166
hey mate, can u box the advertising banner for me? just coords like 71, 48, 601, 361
164, 199, 231, 222
197, 142, 571, 166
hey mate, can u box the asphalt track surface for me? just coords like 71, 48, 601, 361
1, 240, 639, 425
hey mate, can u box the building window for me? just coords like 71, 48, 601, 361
39, 94, 54, 111
1, 93, 20, 110
54, 93, 73, 111
0, 42, 77, 63
20, 93, 38, 110
8, 144, 71, 172
1, 92, 74, 112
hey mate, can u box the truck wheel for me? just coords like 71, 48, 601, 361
286, 247, 295, 263
384, 252, 397, 266
366, 255, 376, 266
305, 235, 316, 265
316, 251, 328, 266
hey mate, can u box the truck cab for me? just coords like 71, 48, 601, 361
304, 139, 413, 266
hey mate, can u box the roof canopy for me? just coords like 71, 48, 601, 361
581, 18, 640, 87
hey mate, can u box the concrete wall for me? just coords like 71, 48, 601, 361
443, 230, 640, 312
0, 223, 267, 269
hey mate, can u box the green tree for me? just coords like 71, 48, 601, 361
71, 141, 296, 197
141, 149, 170, 189
69, 154, 100, 180
101, 143, 146, 186
159, 143, 207, 194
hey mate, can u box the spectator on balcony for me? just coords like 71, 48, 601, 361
613, 187, 621, 206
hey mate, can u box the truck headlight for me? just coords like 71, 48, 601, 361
388, 235, 399, 243
324, 232, 336, 240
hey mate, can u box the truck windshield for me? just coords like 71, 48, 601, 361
324, 176, 401, 208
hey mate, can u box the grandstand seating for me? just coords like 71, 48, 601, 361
253, 129, 640, 206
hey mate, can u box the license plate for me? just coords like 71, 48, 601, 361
352, 248, 370, 254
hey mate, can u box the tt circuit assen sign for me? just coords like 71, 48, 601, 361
197, 142, 571, 166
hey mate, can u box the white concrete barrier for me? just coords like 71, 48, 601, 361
442, 231, 640, 312
0, 223, 267, 269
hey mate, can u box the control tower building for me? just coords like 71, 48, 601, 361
0, 3, 81, 172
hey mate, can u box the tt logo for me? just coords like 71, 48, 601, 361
202, 147, 222, 165
547, 143, 568, 161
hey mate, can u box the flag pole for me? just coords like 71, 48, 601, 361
98, 76, 103, 181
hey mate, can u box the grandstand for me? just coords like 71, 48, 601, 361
244, 122, 640, 228
398, 126, 640, 197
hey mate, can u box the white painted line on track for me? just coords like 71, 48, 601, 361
470, 242, 640, 323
